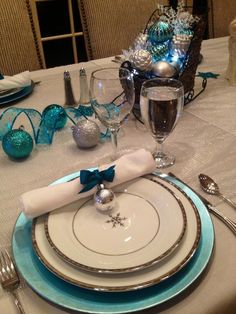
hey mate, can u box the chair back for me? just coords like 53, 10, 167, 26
208, 0, 236, 38
77, 0, 169, 60
0, 0, 43, 75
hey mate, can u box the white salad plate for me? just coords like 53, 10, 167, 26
32, 176, 201, 292
45, 177, 187, 273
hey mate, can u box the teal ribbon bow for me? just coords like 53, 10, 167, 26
79, 165, 115, 193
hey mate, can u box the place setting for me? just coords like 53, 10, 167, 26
9, 22, 215, 311
10, 65, 215, 311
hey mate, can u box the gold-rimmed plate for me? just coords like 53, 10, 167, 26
45, 177, 187, 274
32, 176, 201, 292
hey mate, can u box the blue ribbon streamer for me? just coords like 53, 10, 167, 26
79, 165, 115, 193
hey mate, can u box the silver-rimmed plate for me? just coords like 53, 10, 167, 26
0, 87, 23, 98
0, 82, 34, 106
31, 176, 201, 292
45, 177, 187, 274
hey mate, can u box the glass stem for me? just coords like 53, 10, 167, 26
156, 140, 164, 157
110, 128, 118, 160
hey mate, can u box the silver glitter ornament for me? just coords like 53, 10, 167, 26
129, 49, 153, 72
72, 119, 100, 148
94, 184, 116, 212
152, 61, 178, 78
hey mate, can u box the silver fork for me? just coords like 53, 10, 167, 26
0, 249, 25, 314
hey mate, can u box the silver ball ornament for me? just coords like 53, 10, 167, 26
152, 61, 178, 78
94, 184, 116, 212
72, 119, 100, 148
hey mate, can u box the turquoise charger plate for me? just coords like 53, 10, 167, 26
12, 173, 214, 313
0, 82, 34, 106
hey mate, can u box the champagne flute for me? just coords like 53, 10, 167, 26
140, 78, 184, 168
90, 67, 135, 160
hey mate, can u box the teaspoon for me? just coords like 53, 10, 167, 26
198, 173, 236, 210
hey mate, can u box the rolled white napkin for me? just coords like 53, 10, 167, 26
0, 71, 31, 91
20, 149, 156, 218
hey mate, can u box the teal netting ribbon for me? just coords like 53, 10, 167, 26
0, 105, 110, 144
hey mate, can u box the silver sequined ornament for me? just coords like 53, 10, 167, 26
133, 33, 148, 49
94, 184, 116, 212
129, 49, 153, 71
152, 61, 178, 78
171, 34, 192, 58
72, 119, 100, 148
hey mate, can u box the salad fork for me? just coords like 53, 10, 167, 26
0, 249, 25, 314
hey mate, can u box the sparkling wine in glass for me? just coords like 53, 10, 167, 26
140, 78, 184, 168
90, 67, 135, 160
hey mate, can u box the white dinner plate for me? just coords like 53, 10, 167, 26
32, 176, 201, 292
45, 177, 187, 273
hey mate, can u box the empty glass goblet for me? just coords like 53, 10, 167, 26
140, 78, 184, 168
90, 67, 135, 160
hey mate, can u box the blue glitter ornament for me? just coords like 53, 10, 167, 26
2, 128, 33, 159
148, 21, 173, 44
42, 104, 67, 130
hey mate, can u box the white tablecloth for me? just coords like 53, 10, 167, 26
0, 36, 236, 314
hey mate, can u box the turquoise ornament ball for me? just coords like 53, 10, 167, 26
2, 129, 34, 159
42, 104, 67, 130
148, 21, 173, 44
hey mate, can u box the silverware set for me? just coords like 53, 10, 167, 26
168, 172, 236, 235
0, 249, 25, 314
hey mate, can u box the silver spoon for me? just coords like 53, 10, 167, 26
198, 173, 236, 210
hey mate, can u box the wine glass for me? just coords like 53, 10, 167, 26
140, 78, 184, 168
90, 67, 135, 160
